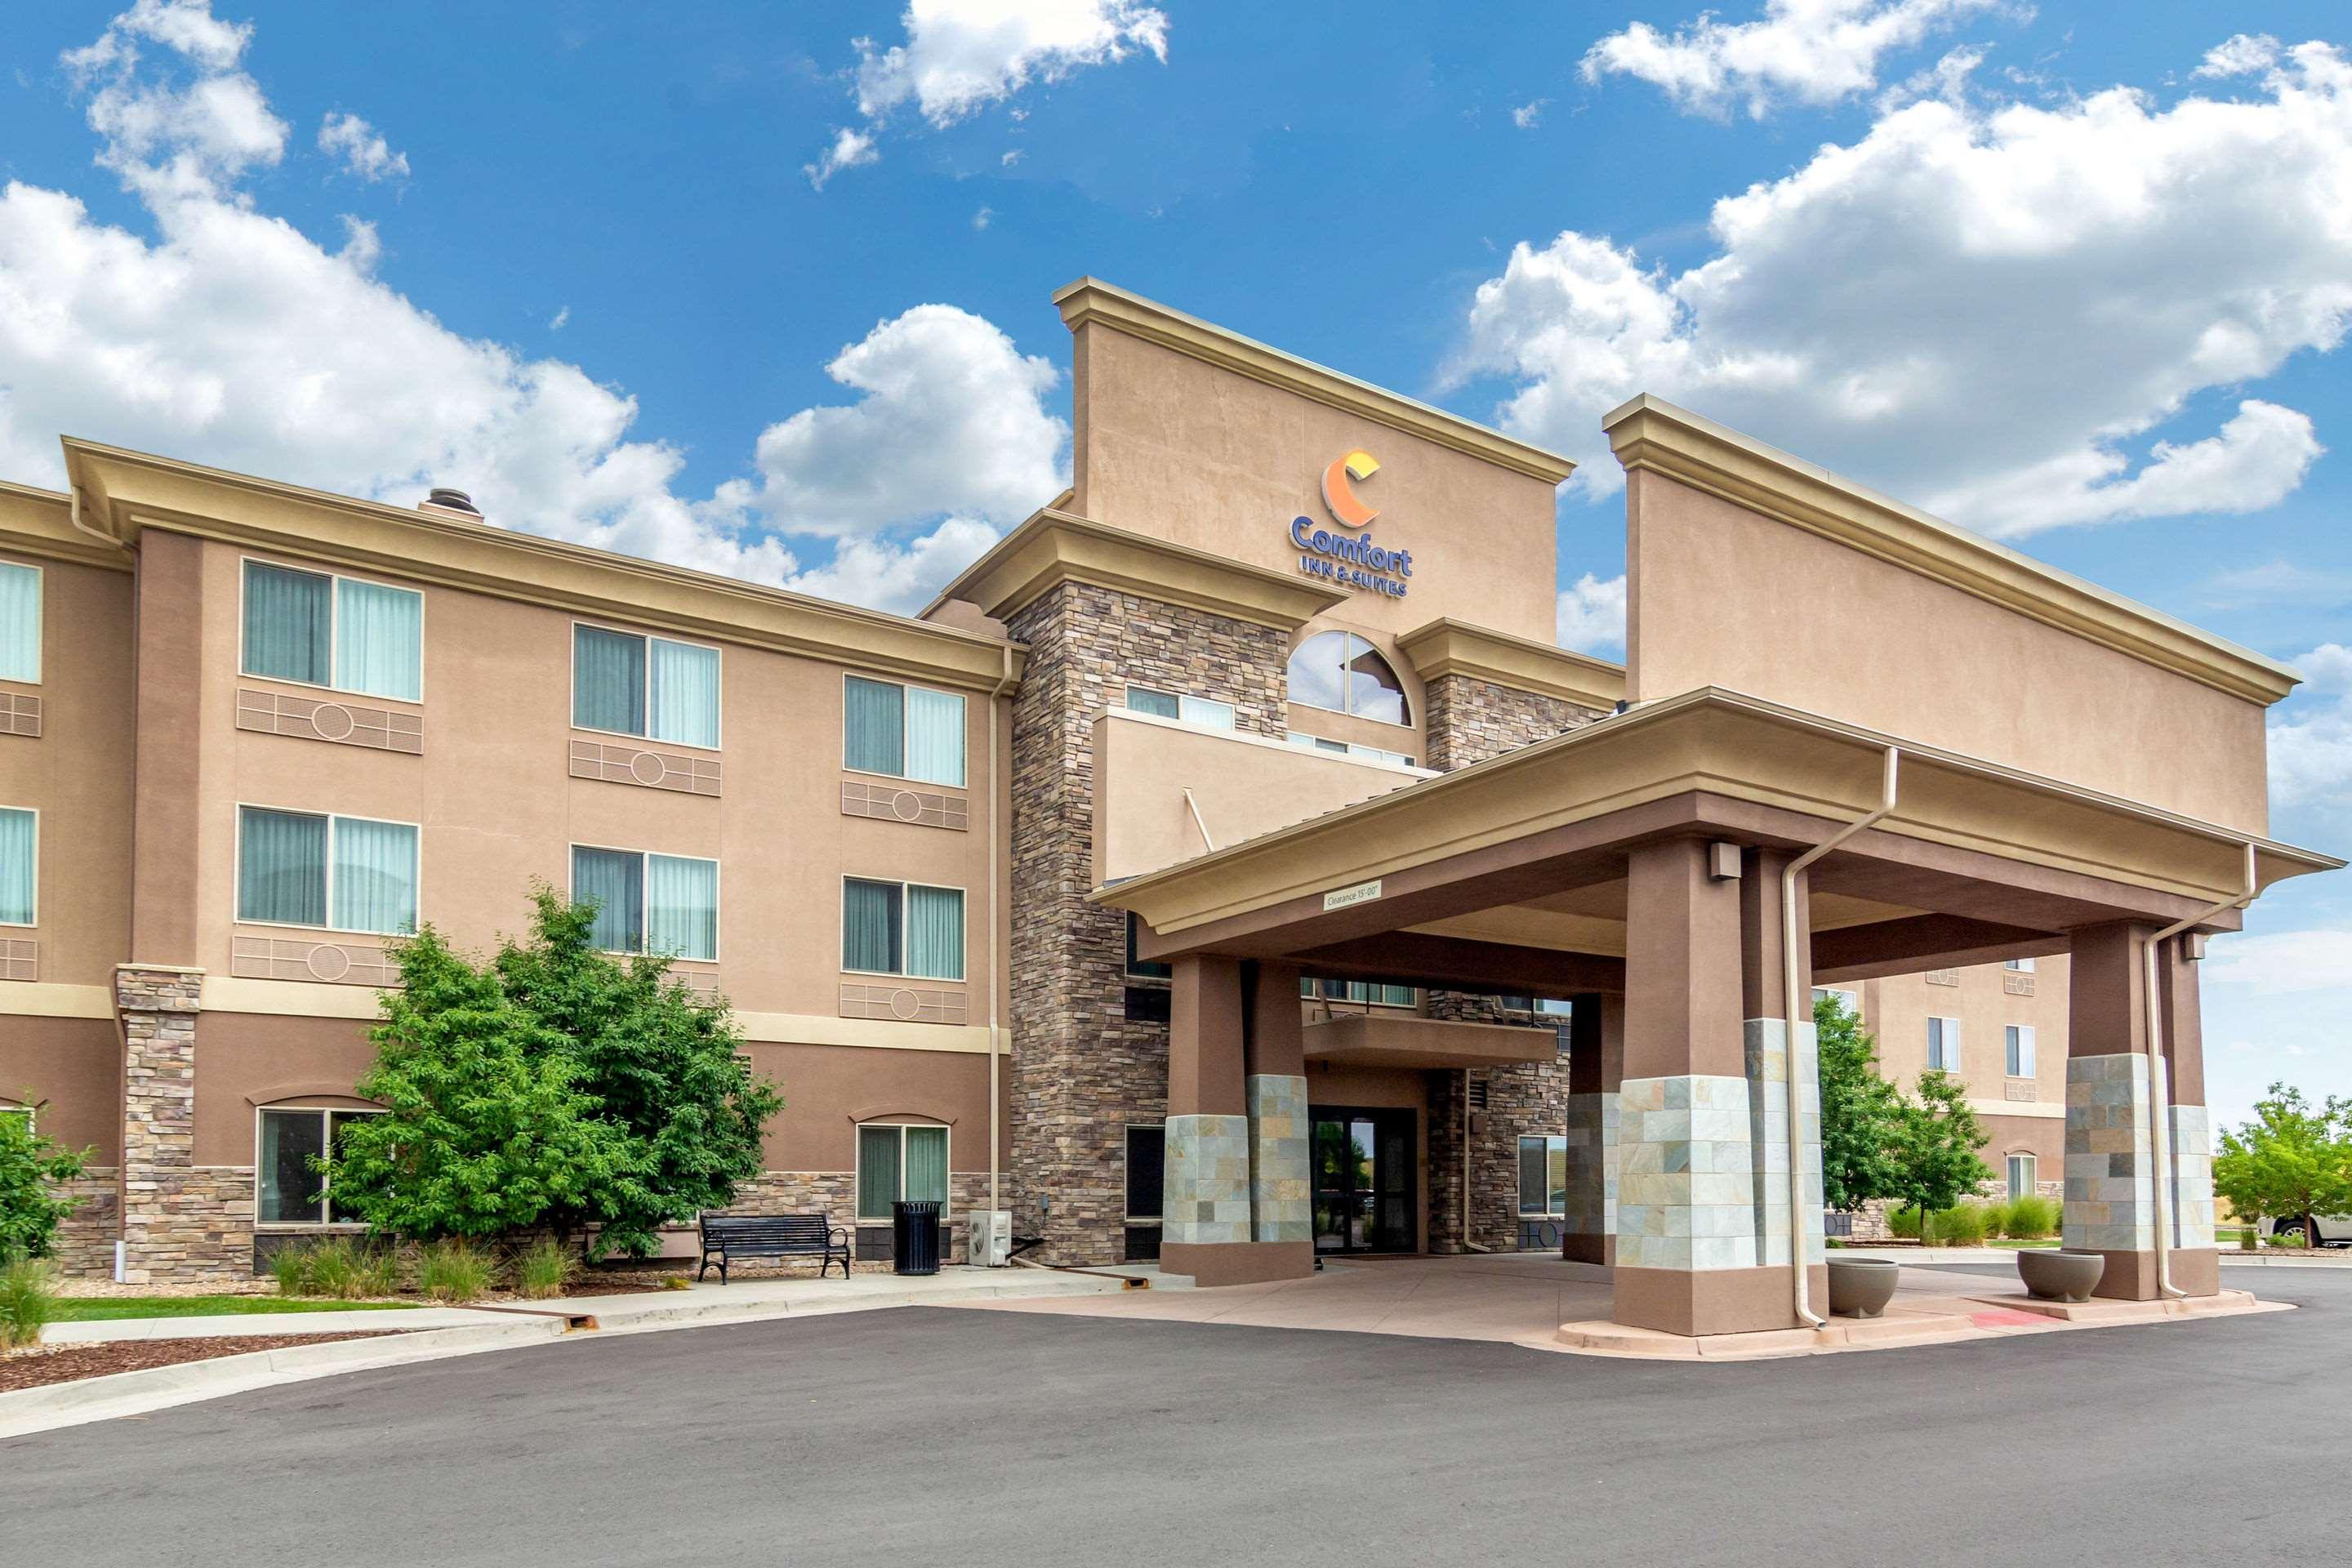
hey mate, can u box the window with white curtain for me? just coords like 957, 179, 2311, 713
242, 561, 423, 702
1125, 684, 1235, 730
1926, 1016, 1962, 1073
1518, 1135, 1567, 1216
0, 806, 34, 926
1299, 976, 1415, 1007
572, 625, 719, 748
2007, 1152, 2038, 1198
236, 807, 417, 935
1813, 987, 1860, 1017
570, 844, 718, 961
1285, 731, 1415, 768
2004, 957, 2036, 973
842, 878, 964, 980
857, 1123, 949, 1220
0, 560, 41, 684
842, 675, 965, 787
2005, 1024, 2037, 1078
256, 1106, 383, 1225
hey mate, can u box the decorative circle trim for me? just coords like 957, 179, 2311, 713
630, 751, 668, 786
311, 703, 356, 742
891, 791, 925, 822
304, 945, 354, 982
889, 988, 922, 1021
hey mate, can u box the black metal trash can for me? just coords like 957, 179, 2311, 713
892, 1200, 942, 1276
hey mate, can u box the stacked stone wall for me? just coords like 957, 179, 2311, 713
48, 1169, 122, 1277
1420, 672, 1606, 773
116, 967, 253, 1283
1003, 581, 1290, 1263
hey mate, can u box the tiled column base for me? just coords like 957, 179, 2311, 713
1561, 1090, 1618, 1264
1744, 1018, 1824, 1269
1164, 1114, 1252, 1246
2065, 1052, 2180, 1301
1247, 1075, 1310, 1245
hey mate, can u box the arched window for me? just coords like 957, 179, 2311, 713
1287, 630, 1410, 726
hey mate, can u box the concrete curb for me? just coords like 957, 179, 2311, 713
0, 1317, 569, 1441
574, 1272, 1129, 1339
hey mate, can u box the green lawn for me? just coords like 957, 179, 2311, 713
1986, 1238, 2063, 1250
55, 1294, 428, 1322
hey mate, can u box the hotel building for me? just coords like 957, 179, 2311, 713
0, 279, 2332, 1343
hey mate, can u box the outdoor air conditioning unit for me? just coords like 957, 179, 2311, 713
968, 1209, 1012, 1267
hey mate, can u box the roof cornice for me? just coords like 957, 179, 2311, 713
1395, 616, 1624, 712
1054, 277, 1579, 485
60, 439, 1025, 693
1602, 395, 2300, 706
925, 506, 1346, 630
0, 480, 134, 572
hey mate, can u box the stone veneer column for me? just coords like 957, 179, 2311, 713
1245, 963, 1312, 1248
1738, 849, 1826, 1290
116, 964, 247, 1285
1000, 581, 1290, 1263
1561, 991, 1624, 1264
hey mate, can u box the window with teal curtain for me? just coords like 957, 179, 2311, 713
904, 686, 965, 786
238, 808, 328, 926
857, 1125, 901, 1219
330, 816, 417, 934
1125, 685, 1179, 719
905, 884, 964, 980
648, 639, 720, 748
645, 853, 718, 961
0, 808, 33, 925
243, 563, 332, 686
842, 878, 902, 973
332, 578, 423, 702
572, 845, 644, 953
573, 626, 647, 736
903, 1125, 948, 1205
843, 676, 904, 776
0, 562, 39, 684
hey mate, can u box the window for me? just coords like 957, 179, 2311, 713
1125, 1125, 1165, 1221
843, 878, 964, 980
243, 561, 423, 702
1535, 998, 1574, 1018
2005, 1024, 2037, 1078
843, 675, 964, 787
1926, 1016, 1962, 1073
236, 807, 417, 935
571, 845, 718, 960
1285, 630, 1410, 725
2004, 957, 2036, 973
1286, 732, 1415, 768
1813, 987, 1860, 1017
1125, 911, 1170, 980
257, 1107, 381, 1225
1517, 1135, 1567, 1217
572, 625, 719, 748
1125, 684, 1235, 730
1301, 976, 1415, 1007
856, 1123, 949, 1220
2007, 1152, 2038, 1199
0, 806, 33, 927
0, 561, 39, 683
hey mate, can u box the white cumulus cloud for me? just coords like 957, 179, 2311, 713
804, 126, 880, 189
1581, 0, 2011, 119
786, 516, 1004, 617
317, 112, 408, 183
2269, 644, 2352, 813
1448, 42, 2352, 538
1557, 572, 1627, 654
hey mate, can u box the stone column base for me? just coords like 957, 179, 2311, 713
1614, 1263, 1832, 1337
1160, 1240, 1314, 1287
1165, 1113, 1252, 1246
2087, 1245, 2221, 1301
1247, 1074, 1310, 1245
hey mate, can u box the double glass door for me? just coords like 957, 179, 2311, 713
1311, 1107, 1415, 1254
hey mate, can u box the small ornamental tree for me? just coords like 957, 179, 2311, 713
0, 1106, 91, 1261
1815, 996, 1907, 1214
1893, 1069, 1993, 1244
2214, 1083, 2352, 1246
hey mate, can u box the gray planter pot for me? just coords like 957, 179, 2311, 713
2017, 1248, 2106, 1303
1826, 1257, 1900, 1318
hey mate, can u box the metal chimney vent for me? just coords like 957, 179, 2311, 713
423, 488, 481, 516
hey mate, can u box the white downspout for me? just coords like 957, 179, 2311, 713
1781, 746, 1901, 1330
986, 644, 1015, 1255
2142, 841, 2257, 1298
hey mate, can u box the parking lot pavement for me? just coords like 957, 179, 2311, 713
2, 1267, 2341, 1568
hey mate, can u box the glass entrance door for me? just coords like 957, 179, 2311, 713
1311, 1107, 1416, 1254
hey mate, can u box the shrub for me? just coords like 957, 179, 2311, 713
2005, 1195, 2062, 1237
418, 1238, 497, 1303
1888, 1205, 1922, 1240
1980, 1198, 2016, 1236
514, 1237, 579, 1300
272, 1236, 403, 1299
1, 1255, 58, 1348
0, 1110, 92, 1261
1935, 1203, 1992, 1246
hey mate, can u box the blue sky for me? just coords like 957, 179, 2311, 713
0, 2, 2346, 1128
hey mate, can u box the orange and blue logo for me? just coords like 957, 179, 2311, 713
1292, 448, 1410, 598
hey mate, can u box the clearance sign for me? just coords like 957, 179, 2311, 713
1289, 449, 1412, 599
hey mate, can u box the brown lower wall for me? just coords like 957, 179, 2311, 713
0, 1014, 122, 1162
1615, 1263, 1833, 1337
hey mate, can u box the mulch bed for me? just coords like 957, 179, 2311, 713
0, 1332, 405, 1395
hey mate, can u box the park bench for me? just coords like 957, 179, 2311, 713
697, 1213, 852, 1283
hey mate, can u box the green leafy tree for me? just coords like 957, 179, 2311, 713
0, 1106, 91, 1260
2214, 1083, 2352, 1246
1893, 1069, 1993, 1243
327, 927, 646, 1244
1815, 996, 1907, 1212
495, 889, 781, 1256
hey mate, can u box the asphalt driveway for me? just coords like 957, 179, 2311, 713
2, 1264, 2340, 1568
